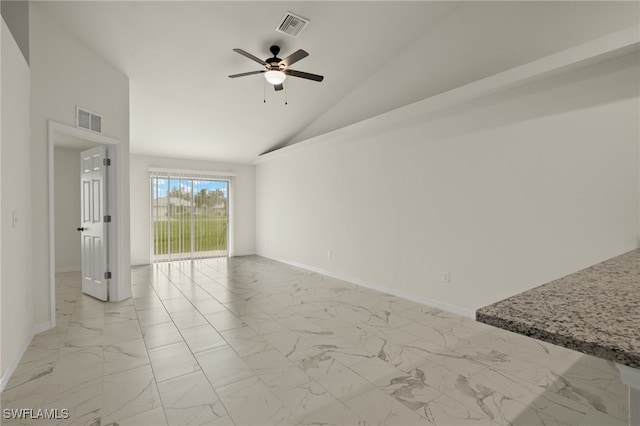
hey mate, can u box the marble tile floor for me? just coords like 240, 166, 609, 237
1, 256, 628, 426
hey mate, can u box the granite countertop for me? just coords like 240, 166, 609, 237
476, 249, 640, 369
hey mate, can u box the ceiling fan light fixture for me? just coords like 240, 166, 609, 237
264, 70, 286, 85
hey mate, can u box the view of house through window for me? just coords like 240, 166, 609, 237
151, 172, 229, 262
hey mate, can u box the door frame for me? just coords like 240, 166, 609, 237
47, 120, 122, 326
149, 173, 232, 262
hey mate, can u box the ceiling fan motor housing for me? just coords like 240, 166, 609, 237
267, 60, 284, 70
229, 45, 324, 85
267, 46, 283, 69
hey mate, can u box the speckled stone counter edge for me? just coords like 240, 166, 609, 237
476, 311, 640, 368
476, 249, 640, 369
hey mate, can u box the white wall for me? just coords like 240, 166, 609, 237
130, 155, 256, 265
29, 5, 130, 321
256, 54, 640, 314
1, 18, 33, 378
54, 147, 81, 272
290, 1, 640, 146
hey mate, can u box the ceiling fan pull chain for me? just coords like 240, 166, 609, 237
285, 85, 288, 106
263, 79, 266, 103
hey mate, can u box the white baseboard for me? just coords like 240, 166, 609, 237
259, 254, 476, 319
32, 321, 52, 335
0, 321, 52, 392
230, 251, 257, 257
111, 290, 132, 302
55, 266, 80, 273
616, 363, 640, 388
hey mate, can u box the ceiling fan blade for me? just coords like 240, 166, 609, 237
233, 48, 267, 66
284, 69, 324, 82
274, 83, 284, 92
228, 70, 265, 78
281, 49, 309, 68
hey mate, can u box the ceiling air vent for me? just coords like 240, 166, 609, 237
76, 106, 102, 133
276, 11, 309, 38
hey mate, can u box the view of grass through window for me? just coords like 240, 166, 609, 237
151, 175, 229, 261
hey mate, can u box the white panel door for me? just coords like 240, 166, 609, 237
79, 146, 109, 301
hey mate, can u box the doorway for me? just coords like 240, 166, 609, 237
150, 172, 229, 262
48, 121, 124, 326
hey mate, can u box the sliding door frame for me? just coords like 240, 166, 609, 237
148, 168, 235, 262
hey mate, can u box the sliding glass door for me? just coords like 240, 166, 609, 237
151, 173, 229, 262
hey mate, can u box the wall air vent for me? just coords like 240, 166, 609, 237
276, 11, 309, 38
76, 106, 102, 133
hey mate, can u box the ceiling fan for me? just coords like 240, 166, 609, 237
229, 45, 324, 91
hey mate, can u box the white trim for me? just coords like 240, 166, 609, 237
48, 123, 56, 326
48, 120, 124, 317
118, 290, 133, 301
55, 266, 80, 273
149, 175, 154, 263
148, 167, 237, 178
260, 254, 476, 319
0, 321, 52, 392
32, 321, 52, 335
0, 333, 32, 391
230, 250, 256, 257
228, 177, 234, 257
616, 363, 640, 426
148, 172, 232, 261
617, 363, 640, 389
109, 128, 127, 302
51, 120, 120, 146
253, 26, 639, 165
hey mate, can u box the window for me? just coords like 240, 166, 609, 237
150, 171, 230, 262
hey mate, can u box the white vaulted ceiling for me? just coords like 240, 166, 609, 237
33, 1, 639, 164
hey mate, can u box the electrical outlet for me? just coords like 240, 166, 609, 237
442, 272, 451, 284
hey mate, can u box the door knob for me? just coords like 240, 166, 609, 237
77, 227, 86, 231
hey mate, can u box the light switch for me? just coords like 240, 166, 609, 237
12, 210, 18, 228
